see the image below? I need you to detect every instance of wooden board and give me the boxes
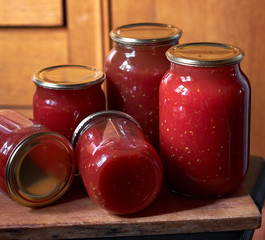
[66,0,105,69]
[0,177,260,240]
[0,28,68,107]
[0,0,63,26]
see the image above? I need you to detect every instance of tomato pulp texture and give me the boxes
[105,43,177,150]
[75,113,163,214]
[33,86,105,141]
[159,64,250,196]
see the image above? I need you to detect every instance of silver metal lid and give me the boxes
[71,110,141,148]
[5,131,76,207]
[110,23,182,45]
[166,42,245,67]
[32,65,105,90]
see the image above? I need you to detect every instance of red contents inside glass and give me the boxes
[72,110,163,214]
[105,23,182,150]
[0,110,75,207]
[159,43,251,196]
[32,65,106,141]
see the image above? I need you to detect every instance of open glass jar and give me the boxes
[159,42,250,197]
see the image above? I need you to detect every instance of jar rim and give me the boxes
[71,110,142,148]
[32,65,105,90]
[5,131,76,207]
[110,22,182,45]
[166,42,245,67]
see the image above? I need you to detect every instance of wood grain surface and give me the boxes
[0,176,260,240]
[0,0,63,26]
[0,28,68,107]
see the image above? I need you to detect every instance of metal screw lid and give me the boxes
[166,42,245,67]
[32,65,105,90]
[5,131,76,207]
[110,23,182,45]
[71,110,142,148]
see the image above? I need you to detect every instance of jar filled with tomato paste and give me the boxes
[0,110,75,207]
[72,110,163,214]
[105,23,182,150]
[159,42,250,197]
[32,65,106,141]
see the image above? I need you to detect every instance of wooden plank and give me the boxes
[101,0,111,59]
[0,176,260,240]
[66,0,105,69]
[0,0,64,26]
[0,28,68,106]
[110,0,155,30]
[153,0,265,160]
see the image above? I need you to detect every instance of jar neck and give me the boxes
[170,62,241,73]
[35,84,103,96]
[114,40,179,53]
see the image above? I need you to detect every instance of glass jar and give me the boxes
[0,110,75,207]
[32,65,106,141]
[105,23,182,150]
[159,42,251,197]
[72,110,163,214]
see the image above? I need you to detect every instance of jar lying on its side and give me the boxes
[159,42,250,197]
[72,110,163,215]
[0,110,76,207]
[32,65,106,141]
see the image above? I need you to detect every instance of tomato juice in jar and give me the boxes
[159,42,250,197]
[0,110,75,207]
[72,110,163,214]
[33,65,106,141]
[105,23,182,149]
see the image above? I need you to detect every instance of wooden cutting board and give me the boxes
[0,176,261,240]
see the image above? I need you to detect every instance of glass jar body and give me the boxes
[105,42,178,150]
[159,63,250,196]
[74,111,163,214]
[33,85,105,141]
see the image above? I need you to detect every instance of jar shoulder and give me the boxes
[105,46,170,72]
[160,67,250,92]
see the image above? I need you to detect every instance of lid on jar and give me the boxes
[32,65,105,90]
[166,42,245,67]
[5,131,76,207]
[71,110,142,148]
[110,23,182,45]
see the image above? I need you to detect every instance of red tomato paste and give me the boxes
[105,23,182,149]
[73,111,163,214]
[159,43,250,196]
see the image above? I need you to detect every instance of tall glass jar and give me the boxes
[159,42,251,197]
[105,23,182,150]
[32,65,106,141]
[72,110,163,215]
[0,110,75,207]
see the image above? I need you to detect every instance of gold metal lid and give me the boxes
[71,110,141,148]
[166,42,245,67]
[110,23,182,45]
[5,131,76,207]
[32,65,105,90]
